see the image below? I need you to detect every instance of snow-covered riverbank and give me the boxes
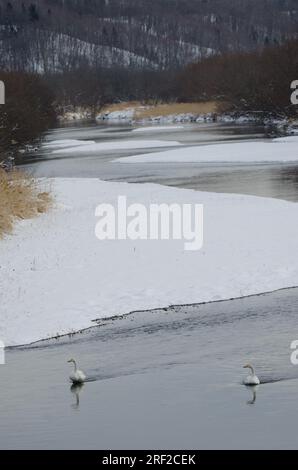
[1,177,298,346]
[95,103,298,135]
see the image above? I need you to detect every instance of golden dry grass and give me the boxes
[0,168,51,237]
[135,101,219,119]
[101,101,219,119]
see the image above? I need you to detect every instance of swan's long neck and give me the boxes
[248,365,255,375]
[73,361,77,372]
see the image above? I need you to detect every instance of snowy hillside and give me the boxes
[0,0,297,71]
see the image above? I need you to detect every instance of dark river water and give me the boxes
[3,121,297,449]
[2,288,298,449]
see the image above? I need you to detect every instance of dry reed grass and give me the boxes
[135,101,219,119]
[0,168,51,237]
[101,100,219,119]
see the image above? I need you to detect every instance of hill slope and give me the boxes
[0,0,297,71]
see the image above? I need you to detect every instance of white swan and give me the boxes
[68,358,86,384]
[243,363,260,385]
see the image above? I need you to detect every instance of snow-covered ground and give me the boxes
[57,109,93,122]
[114,137,298,164]
[51,139,181,154]
[273,136,298,143]
[96,106,287,126]
[97,107,136,121]
[1,176,298,346]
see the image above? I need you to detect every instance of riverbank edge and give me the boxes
[10,285,298,350]
[57,102,298,136]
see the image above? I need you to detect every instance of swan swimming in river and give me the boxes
[68,358,86,384]
[243,363,260,386]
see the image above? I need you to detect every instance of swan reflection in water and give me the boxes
[70,383,84,409]
[245,385,259,405]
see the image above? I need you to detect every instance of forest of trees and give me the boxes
[46,67,176,113]
[0,71,55,165]
[177,39,298,117]
[0,0,297,72]
[45,38,298,119]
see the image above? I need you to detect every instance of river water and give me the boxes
[2,121,298,449]
[25,122,298,201]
